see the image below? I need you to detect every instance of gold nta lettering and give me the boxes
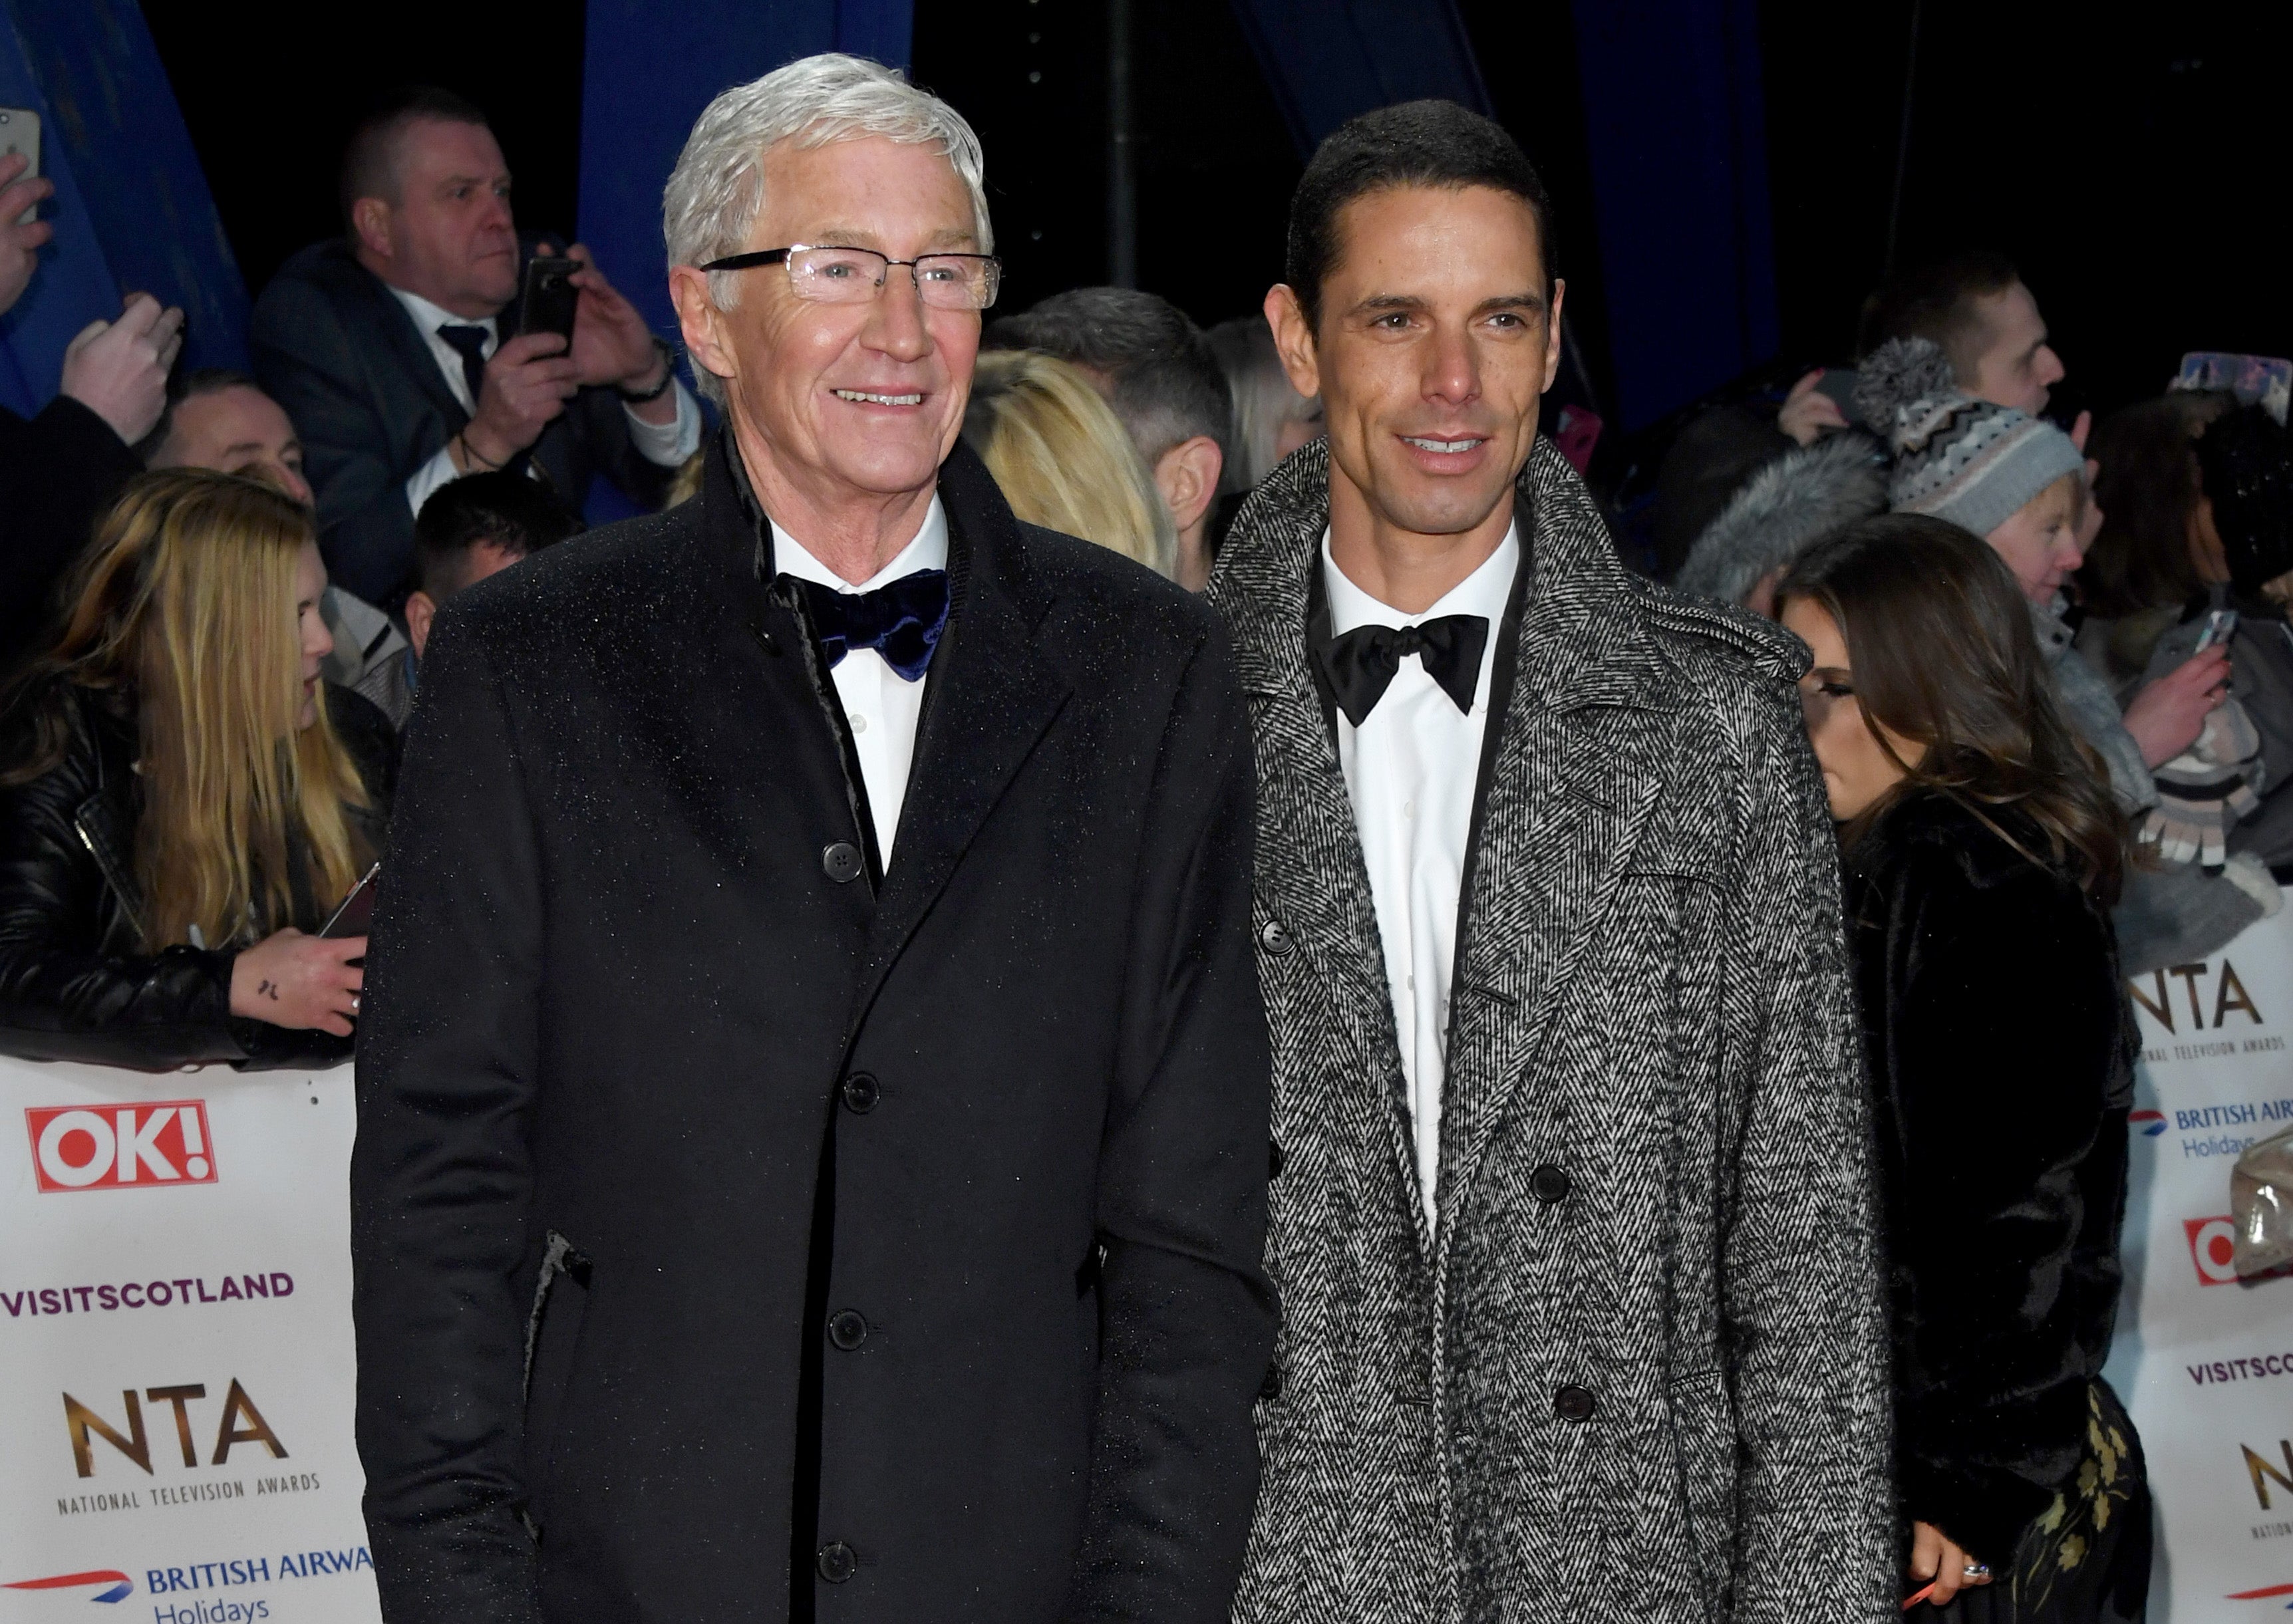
[63,1379,286,1478]
[2246,1440,2293,1509]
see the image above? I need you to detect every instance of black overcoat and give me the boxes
[349,438,1275,1624]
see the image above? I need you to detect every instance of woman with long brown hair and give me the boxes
[1776,513,2147,1623]
[0,468,395,1069]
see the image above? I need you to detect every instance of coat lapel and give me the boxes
[1432,444,1677,1249]
[845,444,1071,1032]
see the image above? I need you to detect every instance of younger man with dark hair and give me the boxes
[1212,99,1892,1623]
[405,470,583,660]
[987,287,1231,589]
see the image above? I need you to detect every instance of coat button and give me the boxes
[1555,1384,1597,1422]
[1259,918,1293,956]
[828,1309,868,1351]
[841,1073,880,1113]
[1269,1139,1285,1180]
[822,841,863,883]
[1259,1362,1283,1401]
[816,1541,857,1583]
[1532,1164,1571,1204]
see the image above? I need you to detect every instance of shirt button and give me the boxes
[822,841,863,883]
[816,1542,857,1583]
[1555,1385,1597,1422]
[828,1309,869,1350]
[841,1072,880,1113]
[1532,1164,1572,1204]
[1403,799,1416,819]
[1259,918,1294,956]
[849,712,868,734]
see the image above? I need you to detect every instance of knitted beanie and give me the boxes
[1855,337,2085,537]
[2199,404,2293,595]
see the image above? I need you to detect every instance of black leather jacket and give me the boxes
[0,681,396,1071]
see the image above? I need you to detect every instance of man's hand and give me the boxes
[60,291,185,445]
[0,152,55,317]
[1909,1520,1992,1607]
[2125,644,2232,768]
[1779,368,1849,446]
[462,331,581,467]
[564,243,668,391]
[228,928,366,1037]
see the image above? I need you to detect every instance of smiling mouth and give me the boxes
[1402,436,1485,454]
[836,388,924,406]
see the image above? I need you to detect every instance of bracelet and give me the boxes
[616,338,679,405]
[458,432,506,472]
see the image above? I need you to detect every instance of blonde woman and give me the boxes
[961,349,1179,579]
[0,470,395,1069]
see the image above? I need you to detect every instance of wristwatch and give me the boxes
[617,338,679,404]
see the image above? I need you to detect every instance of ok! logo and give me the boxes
[24,1102,216,1192]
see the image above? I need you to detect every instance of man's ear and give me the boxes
[350,197,394,263]
[1541,278,1568,395]
[404,591,437,661]
[1264,285,1321,402]
[1152,436,1223,535]
[668,265,738,395]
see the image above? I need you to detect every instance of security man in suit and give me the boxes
[249,86,700,603]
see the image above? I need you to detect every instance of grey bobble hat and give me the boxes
[1855,337,2085,537]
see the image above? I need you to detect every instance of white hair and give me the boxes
[663,55,991,404]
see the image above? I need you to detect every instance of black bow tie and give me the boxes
[790,569,951,681]
[1312,614,1489,726]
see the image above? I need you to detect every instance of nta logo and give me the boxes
[64,1382,285,1478]
[25,1102,214,1193]
[2190,1216,2248,1287]
[3,1570,134,1604]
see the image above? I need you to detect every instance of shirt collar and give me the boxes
[1320,520,1521,636]
[774,497,950,593]
[387,283,497,338]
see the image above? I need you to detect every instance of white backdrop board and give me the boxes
[2108,890,2293,1620]
[0,1056,380,1624]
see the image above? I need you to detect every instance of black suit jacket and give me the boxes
[0,395,140,668]
[247,238,674,605]
[350,436,1275,1624]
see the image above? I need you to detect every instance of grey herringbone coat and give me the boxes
[1209,439,1895,1624]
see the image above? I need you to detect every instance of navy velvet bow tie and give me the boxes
[1312,614,1489,727]
[792,569,951,682]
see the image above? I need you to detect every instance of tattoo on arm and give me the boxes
[257,979,279,1001]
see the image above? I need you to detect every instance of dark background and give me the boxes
[141,0,2290,437]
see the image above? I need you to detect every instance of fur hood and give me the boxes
[1672,430,1888,607]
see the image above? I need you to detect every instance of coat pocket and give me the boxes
[1668,1366,1738,1617]
[522,1230,593,1538]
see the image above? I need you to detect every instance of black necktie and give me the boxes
[436,323,492,412]
[1312,614,1489,728]
[791,570,951,681]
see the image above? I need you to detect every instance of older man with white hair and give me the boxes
[350,53,1275,1624]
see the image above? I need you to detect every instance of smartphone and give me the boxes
[519,255,581,345]
[1811,367,1865,429]
[2175,351,2292,428]
[0,107,39,225]
[321,862,381,940]
[2196,608,2240,652]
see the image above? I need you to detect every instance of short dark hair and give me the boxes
[412,472,583,600]
[134,368,268,466]
[1861,250,2022,378]
[985,288,1233,469]
[340,85,491,232]
[1285,99,1556,331]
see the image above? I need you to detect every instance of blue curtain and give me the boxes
[1225,0,1491,155]
[0,0,246,419]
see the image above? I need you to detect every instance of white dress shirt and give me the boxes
[1324,524,1519,1234]
[385,284,702,520]
[773,498,951,865]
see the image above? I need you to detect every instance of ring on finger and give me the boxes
[350,994,361,1014]
[1962,1563,1990,1580]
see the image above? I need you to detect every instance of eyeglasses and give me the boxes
[698,245,1002,311]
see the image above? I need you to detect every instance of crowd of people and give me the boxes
[3,43,2286,1624]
